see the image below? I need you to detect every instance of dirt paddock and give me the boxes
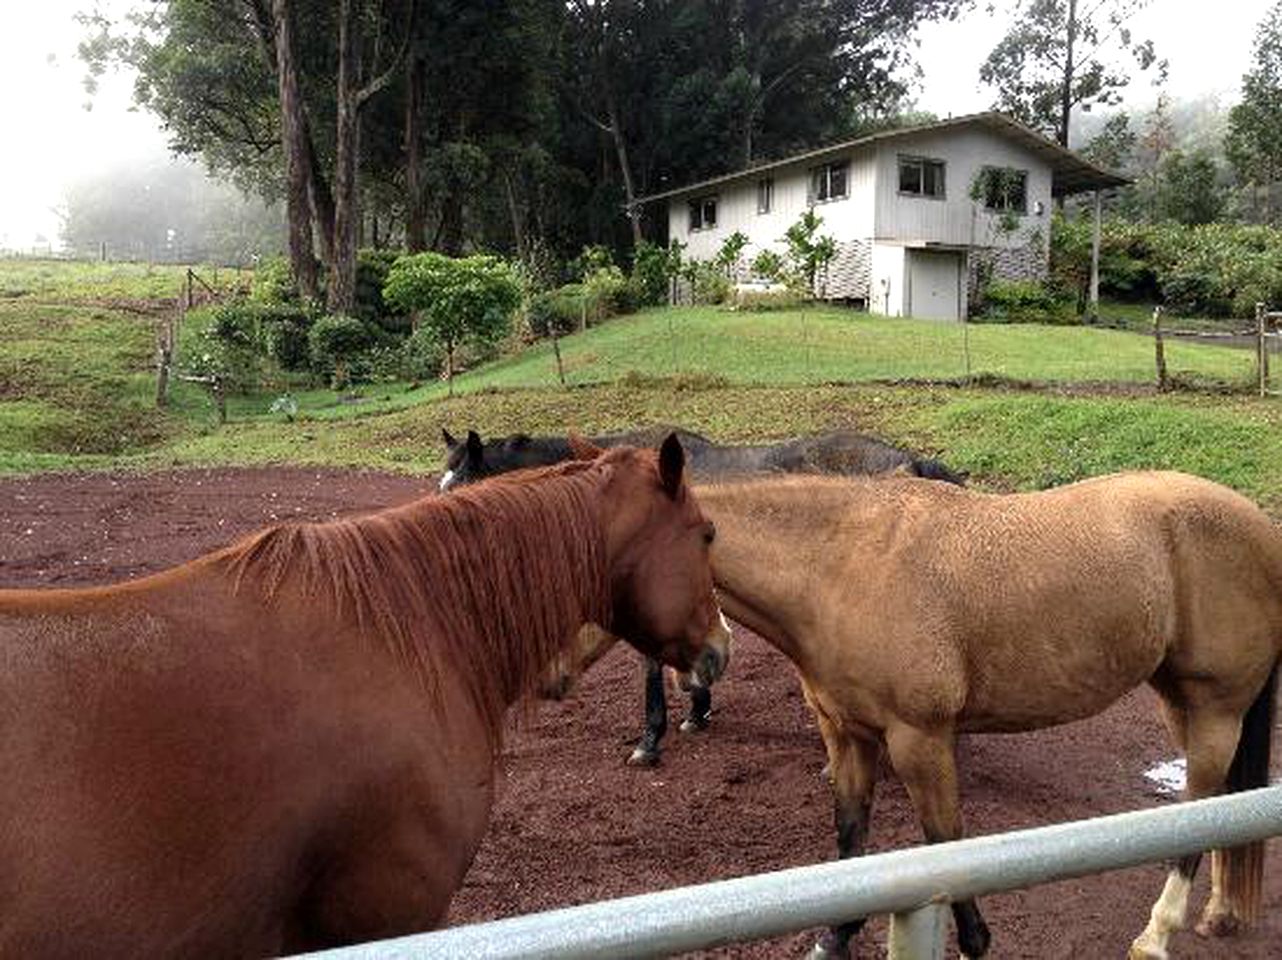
[2,467,1279,958]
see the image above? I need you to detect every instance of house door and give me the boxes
[908,250,962,321]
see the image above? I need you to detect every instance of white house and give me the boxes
[640,112,1126,321]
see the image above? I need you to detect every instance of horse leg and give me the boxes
[680,683,712,732]
[628,656,667,767]
[885,723,990,959]
[1129,701,1242,960]
[810,730,881,959]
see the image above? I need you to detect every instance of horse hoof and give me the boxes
[627,746,660,767]
[1196,911,1242,938]
[679,716,710,733]
[1127,936,1168,960]
[808,933,849,959]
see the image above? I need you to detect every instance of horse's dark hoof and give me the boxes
[627,746,661,767]
[679,715,710,733]
[808,931,850,959]
[957,913,991,958]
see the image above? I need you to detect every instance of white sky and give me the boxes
[0,0,1277,249]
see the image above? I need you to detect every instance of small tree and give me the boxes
[715,231,750,278]
[383,253,520,395]
[1225,1,1282,224]
[782,210,837,297]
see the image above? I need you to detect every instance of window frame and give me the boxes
[688,195,719,232]
[897,155,947,200]
[757,177,774,215]
[978,166,1029,215]
[809,161,850,204]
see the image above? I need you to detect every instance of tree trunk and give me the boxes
[327,0,363,314]
[1058,0,1077,148]
[404,55,427,252]
[503,171,527,261]
[303,120,336,268]
[604,85,643,245]
[272,0,319,301]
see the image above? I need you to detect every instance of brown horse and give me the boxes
[0,439,730,958]
[681,471,1280,959]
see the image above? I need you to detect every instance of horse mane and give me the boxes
[219,456,620,748]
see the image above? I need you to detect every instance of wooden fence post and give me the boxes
[1258,302,1268,398]
[1153,306,1168,393]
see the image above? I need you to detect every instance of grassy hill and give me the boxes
[2,260,1280,512]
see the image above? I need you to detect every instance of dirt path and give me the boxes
[2,468,1278,958]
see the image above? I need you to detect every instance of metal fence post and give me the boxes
[886,903,947,960]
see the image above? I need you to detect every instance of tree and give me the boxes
[979,0,1166,147]
[1081,112,1135,170]
[1134,91,1177,220]
[1225,1,1282,224]
[382,253,520,394]
[782,210,837,296]
[1157,150,1224,226]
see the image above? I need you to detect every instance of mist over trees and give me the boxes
[60,157,285,264]
[78,0,965,308]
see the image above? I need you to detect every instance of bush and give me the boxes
[750,249,786,282]
[354,248,410,334]
[689,260,731,305]
[184,304,262,393]
[583,265,631,319]
[975,279,1076,324]
[308,314,375,388]
[631,240,671,306]
[728,286,801,311]
[401,326,446,381]
[527,287,581,337]
[250,256,297,305]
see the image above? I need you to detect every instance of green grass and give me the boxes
[1,259,1280,516]
[0,259,247,303]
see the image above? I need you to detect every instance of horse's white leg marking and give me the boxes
[438,470,455,492]
[1129,870,1192,960]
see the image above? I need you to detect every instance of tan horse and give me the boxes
[690,471,1281,959]
[0,438,730,958]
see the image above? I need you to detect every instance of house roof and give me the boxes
[636,111,1130,204]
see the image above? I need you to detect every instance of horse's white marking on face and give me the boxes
[1143,758,1186,796]
[438,470,455,492]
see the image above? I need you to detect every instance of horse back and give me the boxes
[0,559,493,956]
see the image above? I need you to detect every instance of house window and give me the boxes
[757,177,774,214]
[898,156,946,199]
[810,162,849,203]
[978,166,1028,213]
[688,196,718,231]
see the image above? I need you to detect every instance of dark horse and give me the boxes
[442,425,964,765]
[0,439,729,957]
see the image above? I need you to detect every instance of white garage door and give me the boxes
[908,250,962,321]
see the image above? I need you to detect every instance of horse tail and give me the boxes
[912,458,968,486]
[1221,660,1277,923]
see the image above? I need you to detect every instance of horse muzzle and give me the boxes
[685,610,732,688]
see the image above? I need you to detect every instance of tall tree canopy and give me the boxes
[1225,0,1282,224]
[979,0,1166,147]
[80,0,964,289]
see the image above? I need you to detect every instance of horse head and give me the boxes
[439,428,487,491]
[596,433,731,688]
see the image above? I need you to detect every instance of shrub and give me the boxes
[729,287,801,311]
[750,249,786,282]
[308,314,375,388]
[354,248,410,334]
[184,304,262,394]
[401,326,446,381]
[583,265,630,319]
[975,279,1076,324]
[527,287,582,337]
[383,252,520,393]
[250,256,297,305]
[631,240,671,306]
[689,260,731,305]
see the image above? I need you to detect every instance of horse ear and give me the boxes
[568,434,603,461]
[658,432,685,499]
[442,428,457,449]
[465,430,484,464]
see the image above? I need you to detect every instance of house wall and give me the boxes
[871,128,1053,256]
[666,149,876,299]
[663,123,1060,306]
